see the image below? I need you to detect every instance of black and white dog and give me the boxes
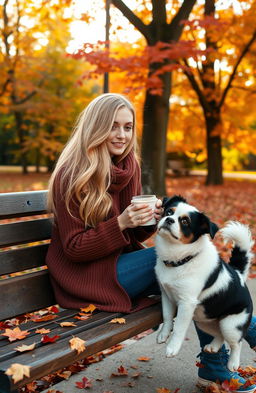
[155,195,254,371]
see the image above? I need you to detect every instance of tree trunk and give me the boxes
[141,71,171,195]
[205,111,223,185]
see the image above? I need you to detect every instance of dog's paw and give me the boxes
[157,330,169,344]
[203,343,222,353]
[165,339,181,357]
[166,345,179,358]
[227,359,239,372]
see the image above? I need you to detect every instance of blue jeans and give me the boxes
[117,247,160,298]
[117,247,256,349]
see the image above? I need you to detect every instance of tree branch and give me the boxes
[166,0,197,42]
[182,58,211,113]
[218,29,256,109]
[111,0,152,43]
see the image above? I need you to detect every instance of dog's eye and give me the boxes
[181,217,189,226]
[167,209,174,216]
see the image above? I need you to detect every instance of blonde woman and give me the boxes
[46,93,162,313]
[46,93,256,393]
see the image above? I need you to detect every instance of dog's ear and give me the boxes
[167,195,187,206]
[198,213,219,239]
[162,196,169,208]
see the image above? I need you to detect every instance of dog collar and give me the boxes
[163,253,198,267]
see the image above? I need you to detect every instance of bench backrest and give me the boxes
[0,190,56,321]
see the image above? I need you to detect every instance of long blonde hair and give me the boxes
[47,93,138,227]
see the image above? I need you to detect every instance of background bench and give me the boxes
[0,190,162,393]
[167,160,190,176]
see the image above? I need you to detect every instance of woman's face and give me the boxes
[106,107,133,157]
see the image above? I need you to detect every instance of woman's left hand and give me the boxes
[154,199,163,223]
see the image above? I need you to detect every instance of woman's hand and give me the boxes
[154,199,163,223]
[118,203,154,231]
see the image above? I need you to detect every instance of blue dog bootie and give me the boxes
[197,349,256,393]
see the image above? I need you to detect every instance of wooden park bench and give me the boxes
[167,160,190,176]
[0,190,162,393]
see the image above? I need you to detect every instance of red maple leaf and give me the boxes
[75,376,93,389]
[41,335,60,344]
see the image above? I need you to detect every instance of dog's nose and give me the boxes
[165,217,175,224]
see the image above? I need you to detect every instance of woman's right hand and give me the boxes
[117,203,154,231]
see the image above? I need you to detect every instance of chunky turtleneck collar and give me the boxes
[108,151,136,193]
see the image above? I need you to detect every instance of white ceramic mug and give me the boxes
[131,195,157,226]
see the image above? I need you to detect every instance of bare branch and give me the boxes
[166,0,197,41]
[111,0,152,43]
[182,59,211,113]
[218,29,256,109]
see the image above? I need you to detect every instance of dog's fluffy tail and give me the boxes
[220,221,254,280]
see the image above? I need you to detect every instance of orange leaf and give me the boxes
[137,356,151,362]
[59,322,77,327]
[80,304,96,313]
[1,327,30,342]
[35,328,50,334]
[69,337,86,354]
[156,388,171,393]
[31,314,56,322]
[110,318,126,324]
[74,314,91,321]
[14,343,36,352]
[5,363,31,383]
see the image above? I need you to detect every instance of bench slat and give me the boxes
[0,190,48,219]
[0,302,162,390]
[0,270,56,321]
[0,218,52,247]
[0,310,123,362]
[0,244,49,275]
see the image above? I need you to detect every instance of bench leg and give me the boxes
[0,371,16,393]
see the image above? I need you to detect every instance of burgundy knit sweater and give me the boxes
[46,152,157,312]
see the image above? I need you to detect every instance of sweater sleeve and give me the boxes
[53,187,130,263]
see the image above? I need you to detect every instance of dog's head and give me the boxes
[157,195,219,244]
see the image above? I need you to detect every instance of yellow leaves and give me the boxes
[35,328,50,334]
[14,343,36,352]
[110,318,126,324]
[69,337,86,354]
[156,389,171,393]
[1,327,30,342]
[80,304,96,313]
[5,363,31,384]
[59,322,77,327]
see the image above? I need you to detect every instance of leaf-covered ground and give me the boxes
[1,172,256,392]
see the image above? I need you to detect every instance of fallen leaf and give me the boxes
[41,335,60,344]
[111,365,128,377]
[137,356,151,362]
[1,327,30,342]
[57,370,72,380]
[14,343,36,352]
[48,305,59,313]
[75,376,92,389]
[5,363,31,383]
[80,304,96,313]
[74,315,91,321]
[110,318,126,324]
[156,388,171,393]
[69,337,86,354]
[35,328,51,334]
[59,322,77,327]
[31,314,56,322]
